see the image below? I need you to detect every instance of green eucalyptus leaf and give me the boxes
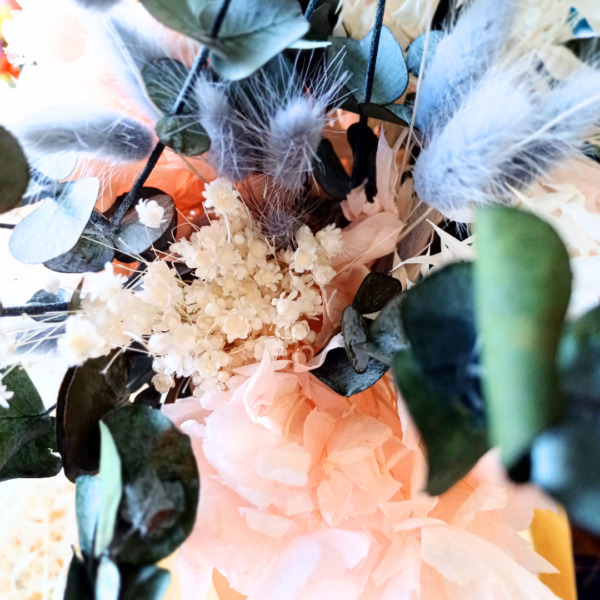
[44,231,115,274]
[313,138,352,200]
[532,420,600,535]
[139,0,211,42]
[312,347,389,397]
[26,288,69,323]
[56,352,129,482]
[563,36,600,64]
[95,422,123,557]
[120,565,171,600]
[352,272,403,315]
[156,115,211,157]
[406,30,444,76]
[64,553,94,600]
[76,475,102,557]
[103,405,199,565]
[359,102,413,126]
[0,366,61,482]
[304,0,337,42]
[359,293,408,366]
[96,555,121,600]
[393,349,489,496]
[9,177,100,264]
[69,279,84,313]
[142,58,193,114]
[341,306,369,374]
[200,0,309,80]
[114,189,176,255]
[475,206,571,466]
[0,125,30,214]
[328,26,408,105]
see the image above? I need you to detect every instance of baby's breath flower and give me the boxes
[58,316,106,366]
[203,177,243,218]
[135,199,166,228]
[0,381,14,409]
[316,224,344,257]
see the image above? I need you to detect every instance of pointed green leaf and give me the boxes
[352,272,403,315]
[341,306,369,374]
[96,555,121,600]
[120,565,171,600]
[76,475,102,557]
[475,206,571,466]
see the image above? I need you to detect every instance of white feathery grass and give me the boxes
[415,0,519,137]
[12,106,155,164]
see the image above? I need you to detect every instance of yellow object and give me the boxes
[531,507,577,600]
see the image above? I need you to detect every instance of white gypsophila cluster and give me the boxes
[135,199,166,229]
[57,178,342,399]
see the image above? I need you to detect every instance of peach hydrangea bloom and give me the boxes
[164,352,559,600]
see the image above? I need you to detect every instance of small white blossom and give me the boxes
[58,316,106,366]
[42,273,61,295]
[0,381,14,409]
[153,373,174,393]
[136,199,166,228]
[291,321,310,341]
[316,224,343,257]
[87,263,127,306]
[203,178,243,217]
[0,332,16,368]
[314,265,337,285]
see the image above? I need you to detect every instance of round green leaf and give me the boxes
[45,231,115,274]
[142,58,192,114]
[156,116,210,157]
[342,306,369,374]
[406,31,443,76]
[0,125,30,214]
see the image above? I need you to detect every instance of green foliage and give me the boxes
[95,555,121,600]
[0,366,61,482]
[26,288,69,323]
[142,58,193,114]
[313,138,352,200]
[76,475,102,556]
[475,206,571,467]
[119,565,172,600]
[406,31,443,76]
[9,177,100,264]
[45,232,115,274]
[329,26,408,105]
[156,116,211,157]
[394,350,489,496]
[341,306,369,374]
[352,272,403,315]
[0,125,30,214]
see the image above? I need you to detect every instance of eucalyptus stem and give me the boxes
[1,302,70,317]
[351,0,387,188]
[0,223,15,230]
[108,0,233,230]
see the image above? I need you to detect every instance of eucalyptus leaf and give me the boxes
[352,272,403,315]
[406,31,444,76]
[95,422,123,557]
[76,475,102,557]
[103,405,199,565]
[26,288,69,323]
[312,347,389,397]
[139,0,211,43]
[564,36,600,64]
[328,26,408,105]
[9,177,100,264]
[341,306,369,374]
[359,102,413,126]
[64,553,94,600]
[44,231,114,274]
[475,207,571,466]
[0,125,30,214]
[156,115,211,157]
[56,352,129,481]
[0,366,61,482]
[119,565,171,600]
[30,151,78,181]
[200,0,310,80]
[96,555,121,600]
[142,58,192,114]
[114,189,176,255]
[393,349,489,496]
[313,138,352,200]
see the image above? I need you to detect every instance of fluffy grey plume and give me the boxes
[87,4,174,121]
[73,0,122,10]
[415,0,518,138]
[14,107,155,164]
[195,78,255,182]
[263,97,326,193]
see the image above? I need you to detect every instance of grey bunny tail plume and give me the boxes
[14,106,155,164]
[415,0,519,138]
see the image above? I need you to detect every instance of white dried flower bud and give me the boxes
[0,381,14,409]
[202,177,243,217]
[222,310,251,342]
[58,316,106,366]
[291,321,310,341]
[153,373,174,393]
[314,265,336,285]
[136,199,166,228]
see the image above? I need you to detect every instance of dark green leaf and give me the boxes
[64,553,94,600]
[139,0,210,43]
[328,26,408,105]
[96,555,121,600]
[103,405,199,565]
[44,231,114,274]
[142,59,192,114]
[120,565,171,600]
[476,207,571,466]
[406,31,443,76]
[26,288,69,323]
[313,138,352,200]
[114,189,176,255]
[532,420,600,535]
[304,1,337,42]
[76,475,102,557]
[393,349,489,496]
[563,36,600,64]
[199,0,310,80]
[359,102,413,126]
[312,347,389,397]
[56,352,129,481]
[0,366,61,482]
[69,279,84,313]
[96,423,123,557]
[156,116,210,157]
[10,177,100,264]
[133,386,162,410]
[358,293,408,366]
[0,125,30,214]
[341,306,369,374]
[352,272,403,315]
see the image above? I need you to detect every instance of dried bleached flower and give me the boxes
[0,381,14,409]
[135,199,167,228]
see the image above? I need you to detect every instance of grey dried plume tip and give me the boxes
[14,107,155,163]
[415,0,518,138]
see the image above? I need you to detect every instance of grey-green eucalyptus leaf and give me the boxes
[156,115,210,157]
[96,555,121,600]
[341,306,369,374]
[76,475,102,557]
[0,125,30,214]
[406,31,444,76]
[44,231,114,273]
[142,58,192,114]
[120,565,172,600]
